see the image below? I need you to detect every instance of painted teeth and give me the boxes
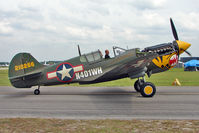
[169,54,178,66]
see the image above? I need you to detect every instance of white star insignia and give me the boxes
[57,64,72,80]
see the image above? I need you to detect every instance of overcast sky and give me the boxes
[0,0,199,62]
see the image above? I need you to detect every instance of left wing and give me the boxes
[113,52,158,79]
[126,53,157,79]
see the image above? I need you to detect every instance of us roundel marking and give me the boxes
[47,63,84,83]
[56,63,74,82]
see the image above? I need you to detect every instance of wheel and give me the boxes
[140,82,156,97]
[134,79,144,92]
[34,89,40,95]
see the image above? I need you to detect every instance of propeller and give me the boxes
[170,18,192,57]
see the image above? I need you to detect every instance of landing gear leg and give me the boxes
[34,86,40,95]
[134,78,144,92]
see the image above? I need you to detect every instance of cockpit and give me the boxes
[80,50,103,63]
[79,46,129,63]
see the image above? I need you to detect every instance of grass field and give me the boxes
[1,68,199,86]
[0,69,11,86]
[0,118,199,133]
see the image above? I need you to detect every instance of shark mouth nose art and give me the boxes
[169,54,178,66]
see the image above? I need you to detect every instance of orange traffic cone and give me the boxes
[172,78,181,86]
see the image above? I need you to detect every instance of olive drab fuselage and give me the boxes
[8,18,191,97]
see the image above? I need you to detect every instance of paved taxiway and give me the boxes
[0,86,199,119]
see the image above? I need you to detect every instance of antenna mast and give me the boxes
[78,45,81,56]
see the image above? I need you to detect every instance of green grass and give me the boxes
[0,69,11,86]
[1,68,199,86]
[147,68,199,86]
[0,118,199,133]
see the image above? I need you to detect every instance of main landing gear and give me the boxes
[34,86,40,95]
[134,78,156,97]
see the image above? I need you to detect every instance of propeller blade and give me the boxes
[180,48,192,57]
[170,18,179,40]
[184,50,192,57]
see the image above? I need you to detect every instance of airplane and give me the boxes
[8,18,191,97]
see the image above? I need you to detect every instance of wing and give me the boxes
[126,53,157,78]
[113,52,158,79]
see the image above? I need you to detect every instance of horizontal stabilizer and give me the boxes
[9,71,42,81]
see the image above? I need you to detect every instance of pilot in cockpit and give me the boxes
[105,50,110,59]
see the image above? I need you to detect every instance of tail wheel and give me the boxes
[34,86,40,95]
[34,89,40,95]
[140,82,156,97]
[134,79,144,92]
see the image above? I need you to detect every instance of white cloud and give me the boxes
[129,0,166,10]
[141,11,167,27]
[64,26,87,38]
[0,21,14,34]
[151,0,166,7]
[0,0,198,61]
[176,12,199,31]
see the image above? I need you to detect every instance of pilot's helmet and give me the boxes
[105,49,109,55]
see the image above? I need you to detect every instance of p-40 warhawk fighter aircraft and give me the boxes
[8,18,191,97]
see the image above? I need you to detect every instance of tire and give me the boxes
[34,89,40,95]
[140,82,156,97]
[134,79,144,92]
